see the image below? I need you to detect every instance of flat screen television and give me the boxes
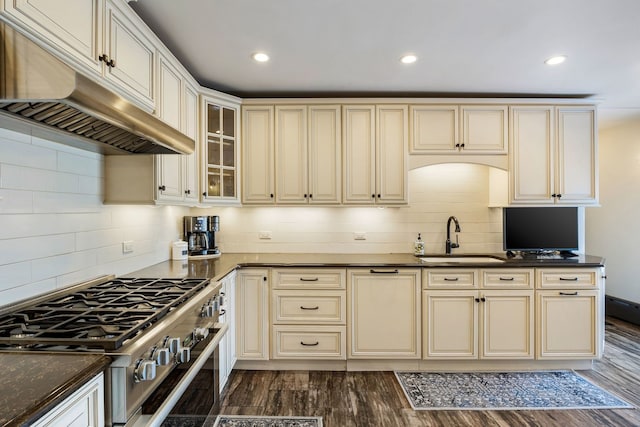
[503,207,579,254]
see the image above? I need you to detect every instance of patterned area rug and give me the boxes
[395,371,633,410]
[212,415,323,427]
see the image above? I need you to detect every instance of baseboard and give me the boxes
[605,294,640,326]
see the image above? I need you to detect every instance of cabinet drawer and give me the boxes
[537,269,600,289]
[423,269,478,289]
[482,269,534,289]
[272,325,346,359]
[272,268,346,289]
[272,290,345,324]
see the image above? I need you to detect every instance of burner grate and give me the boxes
[0,277,210,350]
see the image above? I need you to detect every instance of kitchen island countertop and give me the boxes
[0,352,111,427]
[128,252,606,282]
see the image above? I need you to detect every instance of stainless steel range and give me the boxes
[0,275,227,426]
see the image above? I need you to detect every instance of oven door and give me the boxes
[130,324,228,427]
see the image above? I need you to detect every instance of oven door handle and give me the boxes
[144,323,229,427]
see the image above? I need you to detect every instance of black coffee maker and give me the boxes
[184,216,220,258]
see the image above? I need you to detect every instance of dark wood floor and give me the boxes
[220,317,640,426]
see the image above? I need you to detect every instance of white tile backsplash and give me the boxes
[0,129,190,306]
[195,163,504,255]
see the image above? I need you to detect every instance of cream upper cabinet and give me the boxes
[0,0,103,72]
[308,106,341,204]
[243,104,341,205]
[103,0,155,110]
[202,98,240,204]
[510,105,597,205]
[242,106,275,204]
[348,268,420,358]
[410,105,507,154]
[182,82,200,203]
[343,105,408,205]
[1,0,156,110]
[236,269,270,360]
[275,106,308,203]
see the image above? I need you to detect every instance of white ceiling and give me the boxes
[130,0,640,129]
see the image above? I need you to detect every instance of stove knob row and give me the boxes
[134,359,157,383]
[201,298,219,317]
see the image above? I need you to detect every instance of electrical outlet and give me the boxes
[259,231,272,240]
[354,232,367,241]
[122,240,134,253]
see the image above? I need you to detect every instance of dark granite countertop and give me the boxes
[0,353,111,427]
[128,252,606,282]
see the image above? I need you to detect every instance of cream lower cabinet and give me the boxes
[423,268,534,360]
[236,269,269,360]
[271,268,346,359]
[423,290,534,359]
[348,268,420,358]
[218,271,236,393]
[33,372,104,427]
[536,267,604,359]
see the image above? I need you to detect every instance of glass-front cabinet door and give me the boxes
[201,96,240,204]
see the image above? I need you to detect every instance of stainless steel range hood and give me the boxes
[0,22,194,155]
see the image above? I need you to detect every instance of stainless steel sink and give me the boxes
[419,256,505,264]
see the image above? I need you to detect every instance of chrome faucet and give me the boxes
[446,216,461,254]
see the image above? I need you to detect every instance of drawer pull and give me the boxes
[300,341,319,346]
[559,291,579,296]
[559,277,579,281]
[300,306,319,310]
[300,277,319,282]
[370,269,399,274]
[444,277,459,281]
[499,277,515,281]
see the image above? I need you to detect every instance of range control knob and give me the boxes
[164,337,181,354]
[134,359,157,382]
[201,299,218,317]
[175,346,191,364]
[193,327,209,341]
[153,347,171,366]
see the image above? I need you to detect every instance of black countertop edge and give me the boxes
[139,253,605,284]
[10,355,112,427]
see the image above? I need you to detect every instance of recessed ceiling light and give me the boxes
[400,54,417,64]
[252,52,270,63]
[545,55,567,65]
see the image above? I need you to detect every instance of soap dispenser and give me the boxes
[414,233,425,256]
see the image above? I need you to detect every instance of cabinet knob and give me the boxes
[309,194,313,199]
[455,143,460,148]
[98,53,109,63]
[557,194,562,198]
[475,298,480,303]
[551,193,557,198]
[270,193,274,198]
[263,277,267,281]
[108,59,116,68]
[185,189,191,195]
[371,194,375,199]
[159,185,166,191]
[377,194,381,198]
[480,297,486,302]
[203,192,207,196]
[304,194,308,198]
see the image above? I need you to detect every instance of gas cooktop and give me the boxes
[0,277,210,351]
